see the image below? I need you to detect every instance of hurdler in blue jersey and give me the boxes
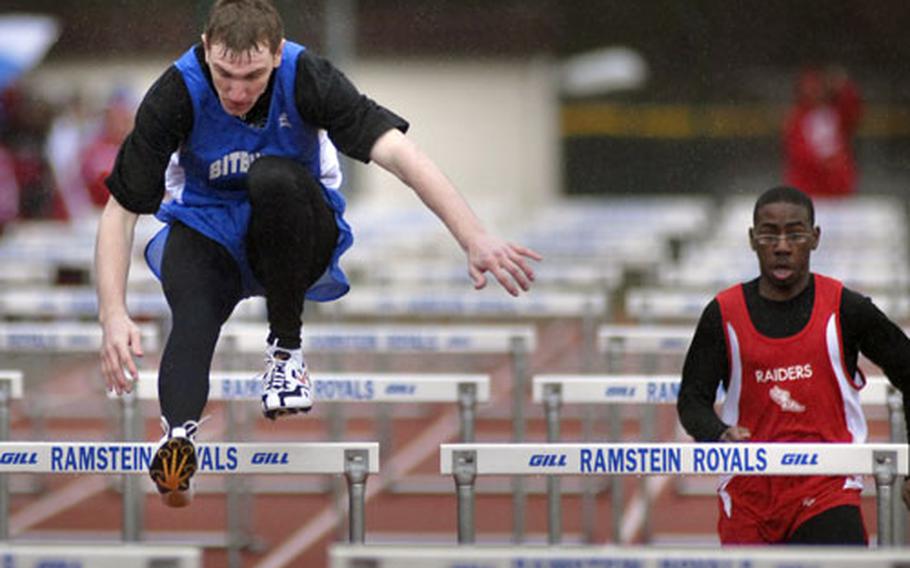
[96,0,542,507]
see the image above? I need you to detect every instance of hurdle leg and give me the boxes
[344,449,370,543]
[874,449,898,546]
[329,404,348,541]
[886,387,907,544]
[453,449,477,544]
[457,383,477,443]
[608,403,624,544]
[225,400,246,568]
[0,382,9,540]
[510,337,528,543]
[121,390,142,542]
[544,384,562,544]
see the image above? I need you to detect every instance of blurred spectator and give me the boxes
[45,90,135,221]
[80,91,134,208]
[46,93,96,220]
[1,84,61,219]
[783,66,863,198]
[0,143,18,232]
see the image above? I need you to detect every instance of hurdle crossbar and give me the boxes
[323,288,607,319]
[219,322,536,354]
[597,324,694,354]
[532,374,896,407]
[0,544,201,568]
[329,544,910,568]
[440,442,908,545]
[0,322,159,352]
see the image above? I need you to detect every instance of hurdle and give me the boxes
[440,442,908,546]
[121,370,483,562]
[0,441,377,547]
[318,289,606,542]
[218,322,525,442]
[218,322,535,542]
[329,544,910,568]
[532,373,907,544]
[129,369,491,444]
[0,543,200,567]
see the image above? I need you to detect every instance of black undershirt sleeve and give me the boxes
[678,299,730,442]
[840,287,910,443]
[294,50,408,162]
[105,66,192,214]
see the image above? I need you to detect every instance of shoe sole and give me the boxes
[149,437,197,506]
[263,405,312,421]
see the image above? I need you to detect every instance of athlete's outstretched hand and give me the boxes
[720,425,752,442]
[467,233,542,297]
[100,312,143,395]
[903,476,910,510]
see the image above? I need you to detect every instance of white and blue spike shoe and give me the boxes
[260,342,313,420]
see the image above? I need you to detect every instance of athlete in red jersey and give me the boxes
[678,186,910,544]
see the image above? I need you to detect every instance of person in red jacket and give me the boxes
[784,67,862,198]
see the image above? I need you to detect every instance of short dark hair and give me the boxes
[753,185,815,226]
[204,0,284,55]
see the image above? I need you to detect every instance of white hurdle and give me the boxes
[219,323,528,441]
[131,370,491,443]
[440,442,908,546]
[0,440,377,542]
[329,544,910,568]
[0,544,200,567]
[532,374,906,544]
[122,370,485,565]
[219,322,535,542]
[305,295,600,544]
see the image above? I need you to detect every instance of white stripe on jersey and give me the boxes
[318,130,342,190]
[718,322,743,517]
[825,313,866,491]
[721,322,742,428]
[164,151,185,204]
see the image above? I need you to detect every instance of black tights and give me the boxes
[158,156,338,425]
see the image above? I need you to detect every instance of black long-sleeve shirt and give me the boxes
[678,276,910,443]
[106,44,408,215]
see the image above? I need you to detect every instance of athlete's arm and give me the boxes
[97,66,190,394]
[368,129,541,296]
[840,288,910,508]
[678,300,733,441]
[96,196,142,395]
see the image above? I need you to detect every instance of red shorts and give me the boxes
[717,475,863,544]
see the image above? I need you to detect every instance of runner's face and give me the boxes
[750,201,819,300]
[203,38,283,117]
